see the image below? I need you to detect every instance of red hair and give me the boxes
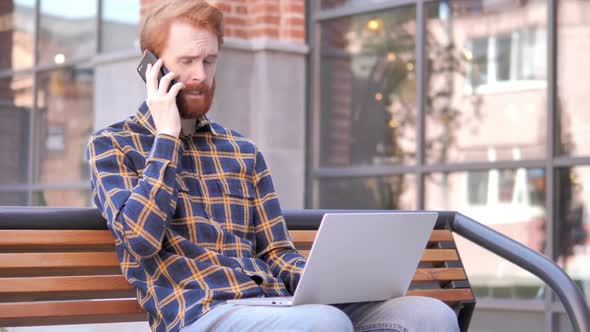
[139,0,224,55]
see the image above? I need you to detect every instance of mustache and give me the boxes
[181,82,210,93]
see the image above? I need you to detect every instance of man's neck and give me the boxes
[181,118,196,136]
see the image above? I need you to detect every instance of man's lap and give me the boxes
[181,296,459,332]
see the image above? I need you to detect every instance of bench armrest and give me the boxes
[451,212,590,332]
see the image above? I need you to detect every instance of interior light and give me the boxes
[54,53,65,64]
[463,50,473,60]
[367,19,381,31]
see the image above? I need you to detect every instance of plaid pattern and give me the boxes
[87,102,305,332]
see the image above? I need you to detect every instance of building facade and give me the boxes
[0,0,589,331]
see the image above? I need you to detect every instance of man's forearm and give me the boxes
[263,248,306,294]
[89,133,183,258]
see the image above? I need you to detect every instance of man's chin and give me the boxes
[179,107,209,119]
[178,98,212,119]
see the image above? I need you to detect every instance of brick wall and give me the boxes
[141,0,306,43]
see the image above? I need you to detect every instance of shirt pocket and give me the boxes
[209,177,256,239]
[171,174,210,222]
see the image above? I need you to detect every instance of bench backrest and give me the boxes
[0,209,474,331]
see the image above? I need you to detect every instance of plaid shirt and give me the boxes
[86,102,305,332]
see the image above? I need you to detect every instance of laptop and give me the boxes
[226,212,438,306]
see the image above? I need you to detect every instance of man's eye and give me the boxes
[181,59,192,65]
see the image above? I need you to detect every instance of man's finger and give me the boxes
[158,72,178,94]
[168,82,185,98]
[148,59,162,94]
[145,63,156,93]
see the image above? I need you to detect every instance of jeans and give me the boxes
[180,296,460,332]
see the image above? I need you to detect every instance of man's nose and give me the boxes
[189,61,207,83]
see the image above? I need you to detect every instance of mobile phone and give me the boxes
[137,50,177,91]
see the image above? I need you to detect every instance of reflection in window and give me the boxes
[495,34,512,82]
[0,192,28,206]
[518,28,546,80]
[38,0,97,65]
[468,27,546,88]
[315,176,415,210]
[0,0,35,70]
[34,67,93,184]
[46,126,65,153]
[320,0,388,10]
[33,189,91,207]
[467,171,488,205]
[319,6,417,167]
[527,168,545,206]
[469,37,488,87]
[556,167,589,303]
[425,1,547,164]
[557,0,590,157]
[0,76,32,185]
[427,170,546,299]
[498,169,516,203]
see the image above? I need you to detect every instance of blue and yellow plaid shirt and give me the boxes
[86,102,306,332]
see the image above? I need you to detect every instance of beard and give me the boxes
[177,79,216,119]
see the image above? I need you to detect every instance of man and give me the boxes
[87,1,460,331]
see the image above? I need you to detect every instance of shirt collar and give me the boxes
[136,101,218,137]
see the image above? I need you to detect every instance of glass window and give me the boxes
[557,0,590,157]
[0,191,28,205]
[0,75,33,185]
[495,33,512,82]
[467,171,488,205]
[468,28,546,87]
[557,313,575,332]
[498,169,516,203]
[314,175,416,210]
[101,0,140,52]
[320,0,389,10]
[0,0,35,70]
[32,189,91,207]
[318,6,417,168]
[426,169,547,299]
[556,167,590,304]
[38,0,97,65]
[517,27,546,81]
[34,66,93,184]
[469,37,488,87]
[425,1,547,164]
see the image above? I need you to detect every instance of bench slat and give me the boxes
[0,229,453,250]
[412,268,466,281]
[0,230,114,248]
[0,252,120,269]
[0,299,145,318]
[0,275,132,294]
[0,230,453,248]
[407,289,474,302]
[0,268,467,297]
[420,249,459,262]
[427,230,454,242]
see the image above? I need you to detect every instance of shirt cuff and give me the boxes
[148,133,183,167]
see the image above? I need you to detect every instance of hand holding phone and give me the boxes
[137,50,177,89]
[137,50,184,138]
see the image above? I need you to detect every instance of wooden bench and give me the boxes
[0,208,475,331]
